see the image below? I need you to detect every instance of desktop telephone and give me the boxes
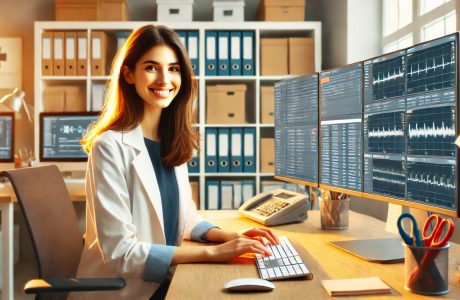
[239,188,308,226]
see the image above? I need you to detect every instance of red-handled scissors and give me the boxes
[422,214,454,248]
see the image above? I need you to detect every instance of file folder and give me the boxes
[220,182,233,210]
[242,181,255,203]
[242,31,254,76]
[205,31,217,76]
[217,31,230,76]
[206,181,220,210]
[91,31,107,76]
[243,127,256,173]
[77,31,88,76]
[53,31,65,76]
[230,31,242,76]
[91,83,105,111]
[187,148,200,173]
[205,128,218,172]
[65,32,77,76]
[231,181,242,208]
[176,31,187,48]
[41,31,53,76]
[218,128,230,173]
[230,127,243,172]
[115,31,130,51]
[187,31,199,74]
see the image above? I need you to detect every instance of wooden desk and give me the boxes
[0,179,85,300]
[167,210,460,299]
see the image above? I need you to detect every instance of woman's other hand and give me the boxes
[240,227,280,245]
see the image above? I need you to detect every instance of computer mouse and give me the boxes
[224,278,275,292]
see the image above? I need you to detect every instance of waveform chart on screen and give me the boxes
[372,55,405,100]
[364,155,405,199]
[406,159,456,209]
[406,105,456,157]
[406,38,456,94]
[366,111,405,154]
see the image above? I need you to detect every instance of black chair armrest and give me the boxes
[24,277,126,294]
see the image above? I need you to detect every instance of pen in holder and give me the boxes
[404,243,450,295]
[320,195,350,230]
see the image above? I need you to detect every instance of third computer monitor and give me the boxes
[40,112,99,161]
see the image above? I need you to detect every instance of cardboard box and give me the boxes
[206,84,247,124]
[65,86,87,111]
[43,87,66,112]
[257,0,305,21]
[213,0,245,22]
[260,86,274,124]
[289,37,314,75]
[156,0,194,22]
[55,0,98,21]
[98,0,129,21]
[190,181,199,208]
[260,138,275,173]
[42,86,86,112]
[260,38,288,76]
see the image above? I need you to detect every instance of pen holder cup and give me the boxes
[320,198,350,230]
[404,243,450,295]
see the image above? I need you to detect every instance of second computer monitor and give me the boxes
[319,62,363,191]
[0,112,14,162]
[40,112,99,161]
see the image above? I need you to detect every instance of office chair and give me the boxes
[0,165,125,300]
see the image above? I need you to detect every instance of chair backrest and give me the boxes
[1,165,83,279]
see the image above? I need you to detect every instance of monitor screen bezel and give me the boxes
[39,111,99,162]
[0,112,15,162]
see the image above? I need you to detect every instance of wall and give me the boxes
[308,0,347,70]
[346,0,381,63]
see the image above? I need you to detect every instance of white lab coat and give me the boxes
[70,126,204,299]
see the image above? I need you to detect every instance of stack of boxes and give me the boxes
[156,0,194,22]
[261,37,314,76]
[213,0,245,22]
[55,0,129,21]
[257,0,306,21]
[206,85,247,124]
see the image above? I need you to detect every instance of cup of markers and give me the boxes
[320,191,350,230]
[397,213,455,295]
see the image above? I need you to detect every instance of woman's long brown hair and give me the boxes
[81,24,199,167]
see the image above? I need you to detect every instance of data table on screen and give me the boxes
[320,63,363,191]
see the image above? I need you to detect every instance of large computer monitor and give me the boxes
[0,112,14,162]
[319,62,363,192]
[274,74,319,186]
[363,34,458,213]
[363,49,407,199]
[39,112,99,162]
[274,33,459,218]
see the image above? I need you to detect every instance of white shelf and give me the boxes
[34,21,322,209]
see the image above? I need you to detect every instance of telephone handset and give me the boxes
[239,188,309,226]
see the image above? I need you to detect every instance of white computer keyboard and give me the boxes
[255,236,313,280]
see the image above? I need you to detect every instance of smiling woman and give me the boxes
[73,24,279,300]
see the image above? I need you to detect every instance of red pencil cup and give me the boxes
[404,243,450,295]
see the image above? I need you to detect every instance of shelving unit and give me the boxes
[34,21,322,209]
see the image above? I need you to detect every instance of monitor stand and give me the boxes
[329,238,404,264]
